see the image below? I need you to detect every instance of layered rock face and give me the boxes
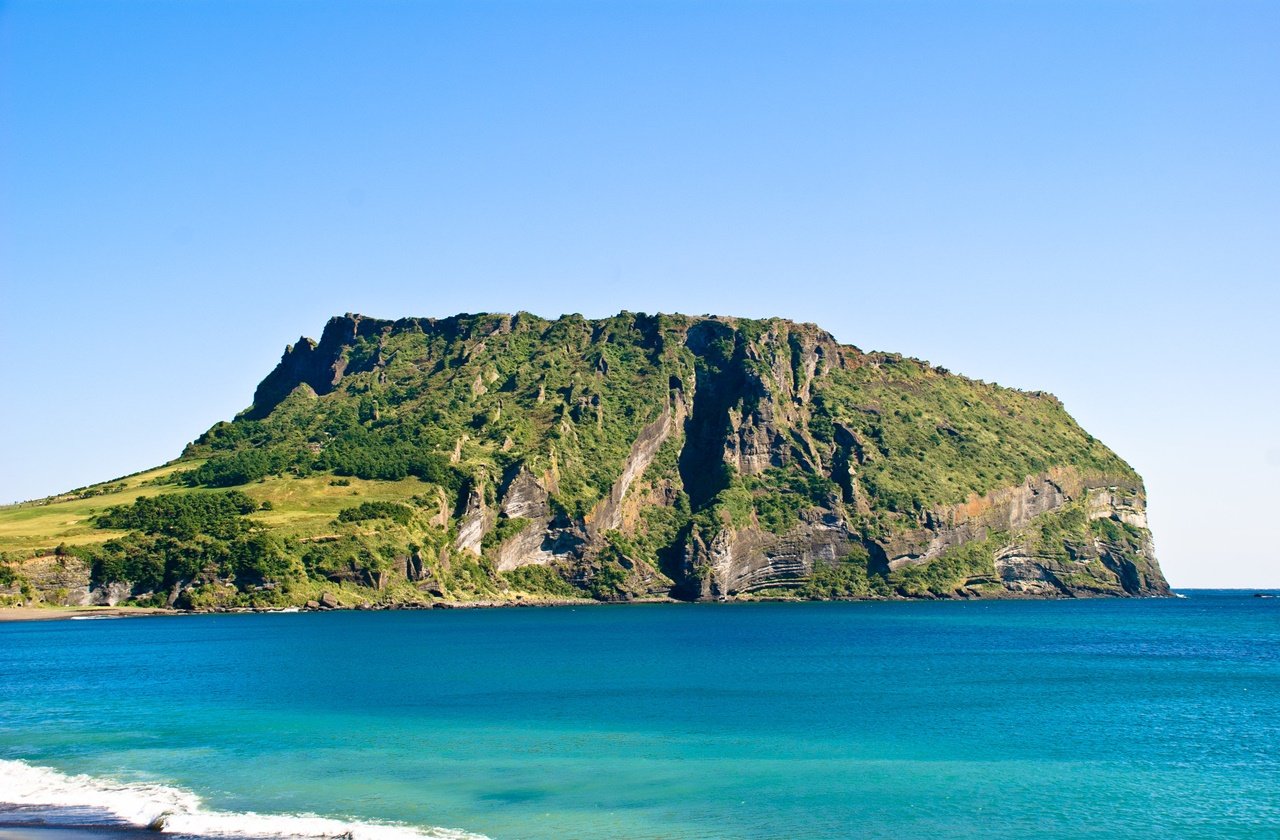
[7,554,132,606]
[208,312,1168,600]
[681,471,1167,599]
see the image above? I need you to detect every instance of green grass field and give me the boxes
[0,464,436,557]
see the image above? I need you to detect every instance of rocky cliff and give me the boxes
[1,312,1170,608]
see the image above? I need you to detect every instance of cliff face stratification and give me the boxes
[2,312,1170,609]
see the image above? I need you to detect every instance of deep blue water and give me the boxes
[1,592,1278,839]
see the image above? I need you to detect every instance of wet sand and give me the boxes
[0,828,164,840]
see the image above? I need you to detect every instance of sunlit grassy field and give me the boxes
[0,464,434,556]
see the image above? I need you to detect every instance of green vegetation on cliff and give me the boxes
[0,311,1169,609]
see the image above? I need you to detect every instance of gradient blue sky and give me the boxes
[2,1,1276,587]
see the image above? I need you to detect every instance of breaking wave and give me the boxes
[0,759,487,840]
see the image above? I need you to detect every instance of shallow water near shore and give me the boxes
[2,592,1278,839]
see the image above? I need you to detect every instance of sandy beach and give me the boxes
[0,607,172,623]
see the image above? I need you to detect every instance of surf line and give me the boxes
[0,759,486,840]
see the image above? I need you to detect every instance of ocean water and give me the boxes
[1,592,1277,840]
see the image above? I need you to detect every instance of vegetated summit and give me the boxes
[0,312,1170,610]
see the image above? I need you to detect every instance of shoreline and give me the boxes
[0,589,1211,623]
[0,827,161,840]
[0,597,616,623]
[0,606,176,623]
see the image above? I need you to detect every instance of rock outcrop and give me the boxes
[12,555,144,606]
[679,469,1169,599]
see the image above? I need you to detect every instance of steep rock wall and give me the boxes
[678,467,1168,599]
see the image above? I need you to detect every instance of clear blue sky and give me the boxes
[2,1,1276,587]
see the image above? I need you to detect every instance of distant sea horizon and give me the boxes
[3,591,1277,839]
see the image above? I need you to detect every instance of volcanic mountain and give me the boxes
[0,312,1169,609]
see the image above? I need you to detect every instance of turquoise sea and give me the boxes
[1,592,1277,840]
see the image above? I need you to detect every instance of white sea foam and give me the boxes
[0,759,487,840]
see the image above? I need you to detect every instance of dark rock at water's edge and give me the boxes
[3,311,1171,608]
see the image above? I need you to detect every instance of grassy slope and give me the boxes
[821,354,1137,509]
[0,470,431,555]
[0,465,196,554]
